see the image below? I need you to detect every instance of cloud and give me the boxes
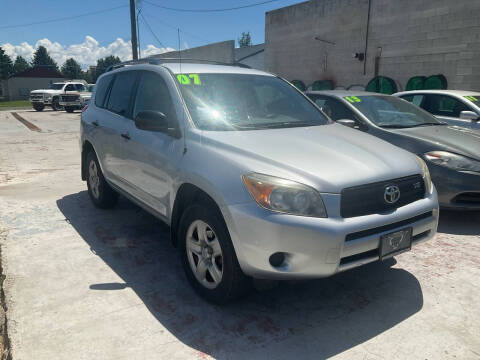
[1,36,175,69]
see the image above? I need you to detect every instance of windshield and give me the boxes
[176,73,329,131]
[49,83,65,90]
[349,95,445,128]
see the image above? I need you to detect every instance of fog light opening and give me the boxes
[269,252,287,268]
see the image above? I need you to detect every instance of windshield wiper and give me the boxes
[408,122,446,127]
[379,124,410,128]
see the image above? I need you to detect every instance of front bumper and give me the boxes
[222,188,438,279]
[429,164,480,210]
[59,100,82,107]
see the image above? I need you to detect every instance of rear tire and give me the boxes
[33,104,44,111]
[86,151,118,208]
[178,204,251,304]
[65,107,75,113]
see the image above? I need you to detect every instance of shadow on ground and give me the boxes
[57,191,424,359]
[438,209,480,236]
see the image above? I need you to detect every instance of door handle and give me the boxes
[92,120,99,126]
[121,133,131,140]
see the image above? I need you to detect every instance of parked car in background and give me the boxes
[30,80,88,111]
[394,90,480,130]
[80,61,438,303]
[306,91,480,210]
[59,83,93,113]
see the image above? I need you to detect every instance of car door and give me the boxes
[121,69,184,218]
[94,70,139,188]
[422,94,477,129]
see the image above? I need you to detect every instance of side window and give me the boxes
[75,84,86,91]
[401,94,425,107]
[310,95,357,121]
[106,71,138,117]
[94,75,113,108]
[65,84,75,91]
[133,71,176,124]
[426,95,469,117]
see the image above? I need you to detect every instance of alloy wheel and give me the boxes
[186,220,223,289]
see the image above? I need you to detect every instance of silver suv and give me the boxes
[80,60,439,303]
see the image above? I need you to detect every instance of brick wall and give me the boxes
[265,0,480,90]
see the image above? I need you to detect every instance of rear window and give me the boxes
[106,71,137,116]
[94,75,113,108]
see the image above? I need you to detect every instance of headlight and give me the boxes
[242,173,327,217]
[46,94,52,99]
[424,151,480,172]
[415,155,432,194]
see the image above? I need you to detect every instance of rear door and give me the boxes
[93,70,139,188]
[121,69,184,217]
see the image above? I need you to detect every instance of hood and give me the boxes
[392,125,480,160]
[30,89,61,95]
[201,123,422,193]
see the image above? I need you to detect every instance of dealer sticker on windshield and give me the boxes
[464,96,478,102]
[344,96,361,103]
[177,74,201,85]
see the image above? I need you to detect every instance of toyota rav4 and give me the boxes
[80,60,439,303]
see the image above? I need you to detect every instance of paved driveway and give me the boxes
[0,109,479,359]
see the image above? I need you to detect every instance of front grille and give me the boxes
[453,192,480,204]
[30,94,44,101]
[61,95,79,102]
[341,175,425,218]
[345,211,432,242]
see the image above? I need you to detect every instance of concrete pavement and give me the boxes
[0,109,479,359]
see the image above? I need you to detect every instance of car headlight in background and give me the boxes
[424,151,480,173]
[242,173,327,217]
[415,155,433,194]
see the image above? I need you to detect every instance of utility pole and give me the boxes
[130,0,139,60]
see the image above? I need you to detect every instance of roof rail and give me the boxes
[105,58,250,73]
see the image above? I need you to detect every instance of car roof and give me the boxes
[162,62,273,76]
[306,90,381,98]
[394,89,480,96]
[107,62,274,77]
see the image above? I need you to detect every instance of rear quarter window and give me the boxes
[94,75,113,108]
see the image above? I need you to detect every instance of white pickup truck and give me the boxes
[29,81,88,111]
[59,84,94,113]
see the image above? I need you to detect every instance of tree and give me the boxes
[94,55,121,81]
[238,32,252,48]
[13,56,30,74]
[61,58,82,79]
[32,45,58,71]
[0,47,13,79]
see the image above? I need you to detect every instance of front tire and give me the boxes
[86,151,118,208]
[33,104,44,111]
[65,106,75,113]
[179,204,251,303]
[51,97,61,111]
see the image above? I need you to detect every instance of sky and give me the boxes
[0,0,302,69]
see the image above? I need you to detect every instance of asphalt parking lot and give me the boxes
[0,109,479,360]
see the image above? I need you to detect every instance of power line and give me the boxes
[139,13,168,50]
[143,0,282,13]
[0,5,128,29]
[141,13,209,43]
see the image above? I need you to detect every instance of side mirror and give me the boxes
[460,110,479,121]
[135,110,169,133]
[336,119,358,128]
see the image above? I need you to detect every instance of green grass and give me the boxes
[0,100,31,109]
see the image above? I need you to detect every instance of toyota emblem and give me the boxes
[384,185,401,204]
